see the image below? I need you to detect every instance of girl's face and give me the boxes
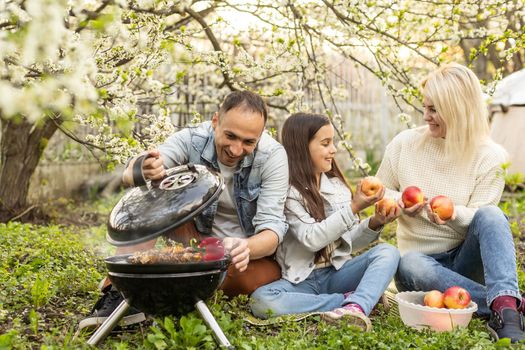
[309,124,337,179]
[423,96,446,138]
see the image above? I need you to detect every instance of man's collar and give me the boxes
[201,131,217,167]
[239,150,255,168]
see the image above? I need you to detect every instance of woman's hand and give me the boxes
[398,198,427,217]
[352,179,385,213]
[425,203,456,225]
[222,237,250,272]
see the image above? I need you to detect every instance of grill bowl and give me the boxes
[106,254,230,316]
[395,291,477,332]
[105,254,230,274]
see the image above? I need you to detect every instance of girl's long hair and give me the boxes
[421,63,490,161]
[281,113,350,262]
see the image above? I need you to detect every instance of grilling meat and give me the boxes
[128,244,203,264]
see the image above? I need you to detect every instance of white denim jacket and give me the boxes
[276,173,381,283]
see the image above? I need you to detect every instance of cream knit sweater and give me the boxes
[376,126,507,255]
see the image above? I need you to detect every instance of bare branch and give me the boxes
[165,7,214,32]
[322,0,436,64]
[184,5,237,91]
[74,0,112,33]
[0,21,17,30]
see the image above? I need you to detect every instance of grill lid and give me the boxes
[107,163,224,246]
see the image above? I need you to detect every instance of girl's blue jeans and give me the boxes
[250,243,400,318]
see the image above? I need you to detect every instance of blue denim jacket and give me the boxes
[158,121,289,241]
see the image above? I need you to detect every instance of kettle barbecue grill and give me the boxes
[87,163,233,348]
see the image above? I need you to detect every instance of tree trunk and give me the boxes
[0,117,58,222]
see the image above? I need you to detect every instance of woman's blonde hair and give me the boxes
[421,63,490,161]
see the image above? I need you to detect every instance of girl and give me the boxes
[250,113,400,331]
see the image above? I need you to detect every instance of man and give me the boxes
[79,90,289,329]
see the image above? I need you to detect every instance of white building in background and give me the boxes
[489,69,525,175]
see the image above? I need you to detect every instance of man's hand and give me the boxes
[122,149,166,186]
[351,179,385,213]
[142,149,166,181]
[223,237,250,272]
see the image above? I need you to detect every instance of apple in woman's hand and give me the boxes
[402,186,424,208]
[430,195,454,221]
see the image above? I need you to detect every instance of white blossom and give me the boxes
[1,0,522,167]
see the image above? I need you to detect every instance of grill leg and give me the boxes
[195,299,234,349]
[87,300,130,346]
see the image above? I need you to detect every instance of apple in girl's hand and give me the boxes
[401,186,425,208]
[443,286,471,309]
[361,176,383,196]
[376,198,398,213]
[423,290,445,308]
[430,195,454,221]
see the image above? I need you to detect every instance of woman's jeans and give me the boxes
[395,205,520,317]
[250,243,400,319]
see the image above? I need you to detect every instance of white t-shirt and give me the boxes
[212,161,244,238]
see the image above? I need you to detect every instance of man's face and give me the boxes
[212,106,265,167]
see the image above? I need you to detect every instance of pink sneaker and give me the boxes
[321,303,372,331]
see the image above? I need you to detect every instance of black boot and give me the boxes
[78,285,145,330]
[518,293,525,315]
[487,307,525,343]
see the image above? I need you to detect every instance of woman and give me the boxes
[250,113,400,331]
[376,63,524,342]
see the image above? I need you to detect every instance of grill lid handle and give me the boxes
[132,154,147,187]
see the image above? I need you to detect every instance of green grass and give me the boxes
[1,189,525,349]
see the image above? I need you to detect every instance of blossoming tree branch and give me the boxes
[0,0,523,221]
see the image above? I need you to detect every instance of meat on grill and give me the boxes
[127,244,203,264]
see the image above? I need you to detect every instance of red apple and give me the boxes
[424,290,445,308]
[376,198,398,213]
[402,186,425,208]
[443,286,471,309]
[430,195,454,221]
[361,176,383,196]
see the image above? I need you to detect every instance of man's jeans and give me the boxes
[250,243,400,318]
[395,205,520,317]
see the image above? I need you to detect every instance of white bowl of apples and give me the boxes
[395,286,478,332]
